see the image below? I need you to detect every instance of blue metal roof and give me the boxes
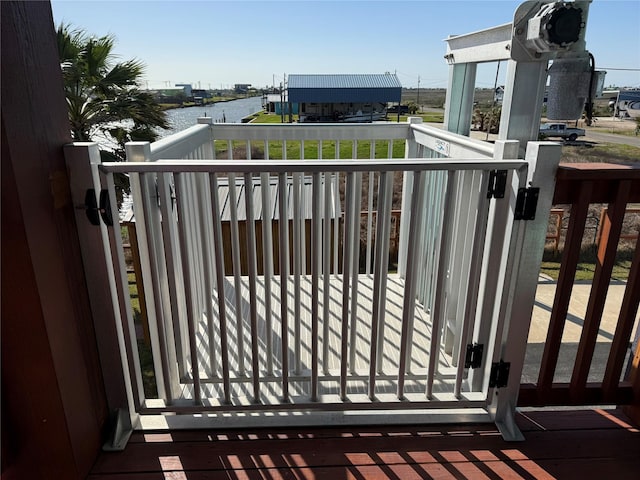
[288,74,402,103]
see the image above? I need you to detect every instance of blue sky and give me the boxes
[51,0,640,90]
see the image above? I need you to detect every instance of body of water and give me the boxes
[161,96,263,137]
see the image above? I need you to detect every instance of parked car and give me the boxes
[538,122,585,141]
[387,105,409,114]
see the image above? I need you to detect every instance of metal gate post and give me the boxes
[498,60,549,157]
[469,140,520,393]
[64,142,140,449]
[444,63,477,136]
[488,141,561,440]
[398,117,422,278]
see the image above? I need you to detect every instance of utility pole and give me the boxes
[417,75,421,112]
[280,82,284,123]
[285,73,293,123]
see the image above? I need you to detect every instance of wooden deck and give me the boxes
[89,408,640,479]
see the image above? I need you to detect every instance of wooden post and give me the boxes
[1,2,106,477]
[601,199,640,400]
[126,222,151,346]
[570,181,630,401]
[621,235,640,425]
[624,339,640,426]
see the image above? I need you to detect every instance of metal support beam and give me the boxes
[498,60,549,156]
[444,23,512,64]
[444,63,477,136]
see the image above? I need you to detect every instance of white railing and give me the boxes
[65,119,560,439]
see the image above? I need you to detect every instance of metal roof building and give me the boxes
[288,74,402,103]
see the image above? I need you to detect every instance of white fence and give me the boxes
[65,119,560,439]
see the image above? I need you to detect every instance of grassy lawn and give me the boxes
[589,128,638,137]
[128,272,140,313]
[540,260,632,282]
[250,112,289,123]
[244,111,444,160]
[561,142,640,164]
[540,243,635,282]
[214,136,407,160]
[127,271,157,397]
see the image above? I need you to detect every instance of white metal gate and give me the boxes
[65,120,560,442]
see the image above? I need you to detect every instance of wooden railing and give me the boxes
[519,163,640,408]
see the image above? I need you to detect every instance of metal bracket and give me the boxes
[465,343,484,369]
[83,188,113,226]
[487,170,508,199]
[489,361,511,388]
[514,187,540,220]
[84,189,100,226]
[102,408,133,451]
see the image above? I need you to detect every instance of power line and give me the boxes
[599,67,640,71]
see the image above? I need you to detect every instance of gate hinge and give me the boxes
[465,343,484,369]
[83,188,113,227]
[487,169,508,199]
[489,361,511,388]
[514,187,540,220]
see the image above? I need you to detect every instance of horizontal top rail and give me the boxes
[410,123,496,158]
[556,162,640,181]
[101,157,528,174]
[554,162,640,204]
[149,124,211,161]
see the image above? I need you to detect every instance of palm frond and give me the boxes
[100,60,145,92]
[57,22,168,155]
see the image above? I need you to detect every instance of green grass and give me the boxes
[128,272,141,314]
[246,111,442,160]
[127,271,157,397]
[540,244,634,281]
[137,340,158,398]
[561,142,640,164]
[214,138,407,160]
[250,112,290,123]
[590,128,638,137]
[540,260,631,282]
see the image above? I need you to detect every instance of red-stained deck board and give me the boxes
[88,409,640,480]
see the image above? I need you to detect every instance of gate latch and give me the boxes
[82,188,113,226]
[514,187,540,220]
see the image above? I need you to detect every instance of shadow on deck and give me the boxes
[89,408,640,479]
[172,274,458,405]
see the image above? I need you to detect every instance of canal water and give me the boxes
[160,96,263,137]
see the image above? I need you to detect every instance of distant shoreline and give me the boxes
[160,95,261,111]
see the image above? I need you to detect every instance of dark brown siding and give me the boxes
[1,1,107,478]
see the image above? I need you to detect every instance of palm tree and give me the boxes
[57,24,169,204]
[57,23,168,148]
